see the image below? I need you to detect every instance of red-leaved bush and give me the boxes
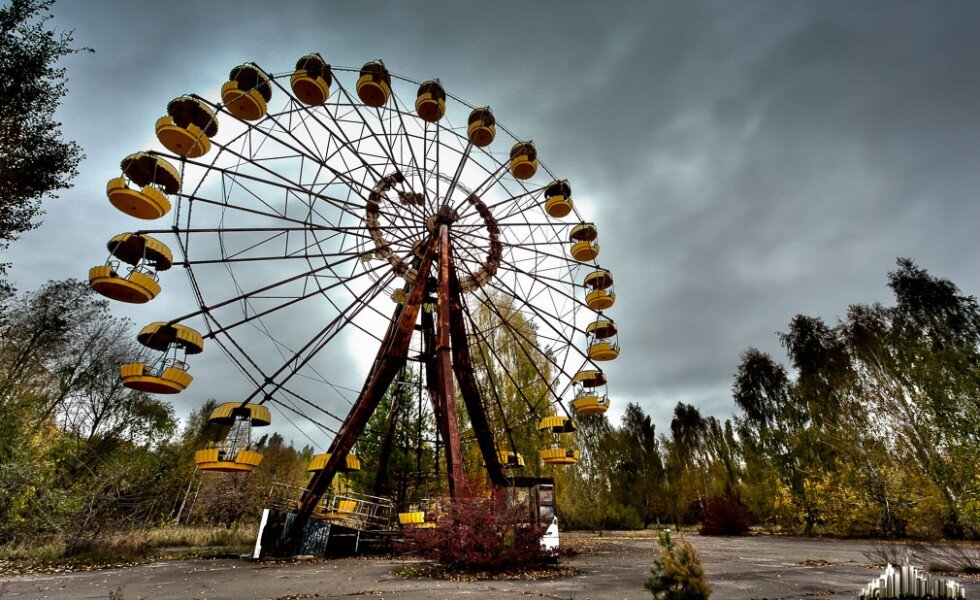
[699,491,751,536]
[399,494,549,571]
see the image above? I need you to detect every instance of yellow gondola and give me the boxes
[306,452,362,473]
[106,153,181,220]
[573,369,607,388]
[195,402,271,472]
[136,322,205,353]
[119,362,192,394]
[221,63,272,121]
[540,447,580,465]
[88,233,173,303]
[584,269,615,311]
[291,54,331,105]
[121,322,204,393]
[208,402,272,426]
[586,318,620,361]
[538,414,576,434]
[314,499,359,521]
[156,96,218,158]
[572,394,610,415]
[467,107,496,147]
[572,368,611,415]
[356,60,391,107]
[570,223,600,261]
[509,141,538,180]
[544,180,573,218]
[538,415,577,465]
[489,449,525,469]
[415,79,446,122]
[398,511,426,526]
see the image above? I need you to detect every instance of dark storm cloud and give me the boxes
[9,0,980,436]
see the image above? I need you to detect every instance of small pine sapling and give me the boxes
[645,529,712,599]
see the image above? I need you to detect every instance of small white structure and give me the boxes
[858,562,966,599]
[540,516,560,553]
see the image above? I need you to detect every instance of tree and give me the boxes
[0,0,89,281]
[350,367,435,507]
[610,403,665,527]
[730,258,980,538]
[0,279,181,545]
[645,529,712,599]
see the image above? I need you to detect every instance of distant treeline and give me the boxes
[0,258,976,555]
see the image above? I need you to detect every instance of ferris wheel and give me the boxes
[87,54,620,510]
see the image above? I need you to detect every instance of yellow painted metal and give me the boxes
[120,153,181,193]
[208,402,272,426]
[235,449,264,468]
[509,155,538,180]
[537,415,576,433]
[155,116,212,158]
[588,341,620,361]
[586,289,616,311]
[106,177,172,220]
[415,93,446,122]
[89,265,160,304]
[194,448,252,472]
[166,95,219,135]
[573,369,607,388]
[306,452,361,473]
[336,500,356,514]
[107,233,173,269]
[467,108,496,146]
[545,194,573,218]
[137,322,204,354]
[120,362,192,394]
[540,447,580,465]
[572,394,610,415]
[569,223,598,242]
[571,240,600,261]
[356,75,390,107]
[584,269,613,290]
[221,80,268,121]
[586,319,618,338]
[398,511,425,525]
[467,121,495,147]
[291,70,330,105]
[194,448,263,472]
[496,449,525,468]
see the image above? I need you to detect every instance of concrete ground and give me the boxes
[0,533,976,599]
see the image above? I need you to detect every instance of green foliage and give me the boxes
[732,258,980,538]
[0,0,90,282]
[349,367,436,506]
[645,530,712,599]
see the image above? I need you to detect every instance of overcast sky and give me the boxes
[8,0,980,444]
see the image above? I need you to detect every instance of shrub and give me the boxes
[645,530,712,599]
[399,494,548,571]
[600,501,644,531]
[699,492,750,536]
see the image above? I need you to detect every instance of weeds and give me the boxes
[0,525,257,574]
[865,540,980,575]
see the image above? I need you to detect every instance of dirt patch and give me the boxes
[393,562,579,581]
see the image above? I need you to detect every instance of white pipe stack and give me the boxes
[858,563,966,599]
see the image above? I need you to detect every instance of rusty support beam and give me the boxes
[294,234,437,519]
[447,259,509,488]
[433,224,466,496]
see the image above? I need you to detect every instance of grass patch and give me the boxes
[0,525,257,576]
